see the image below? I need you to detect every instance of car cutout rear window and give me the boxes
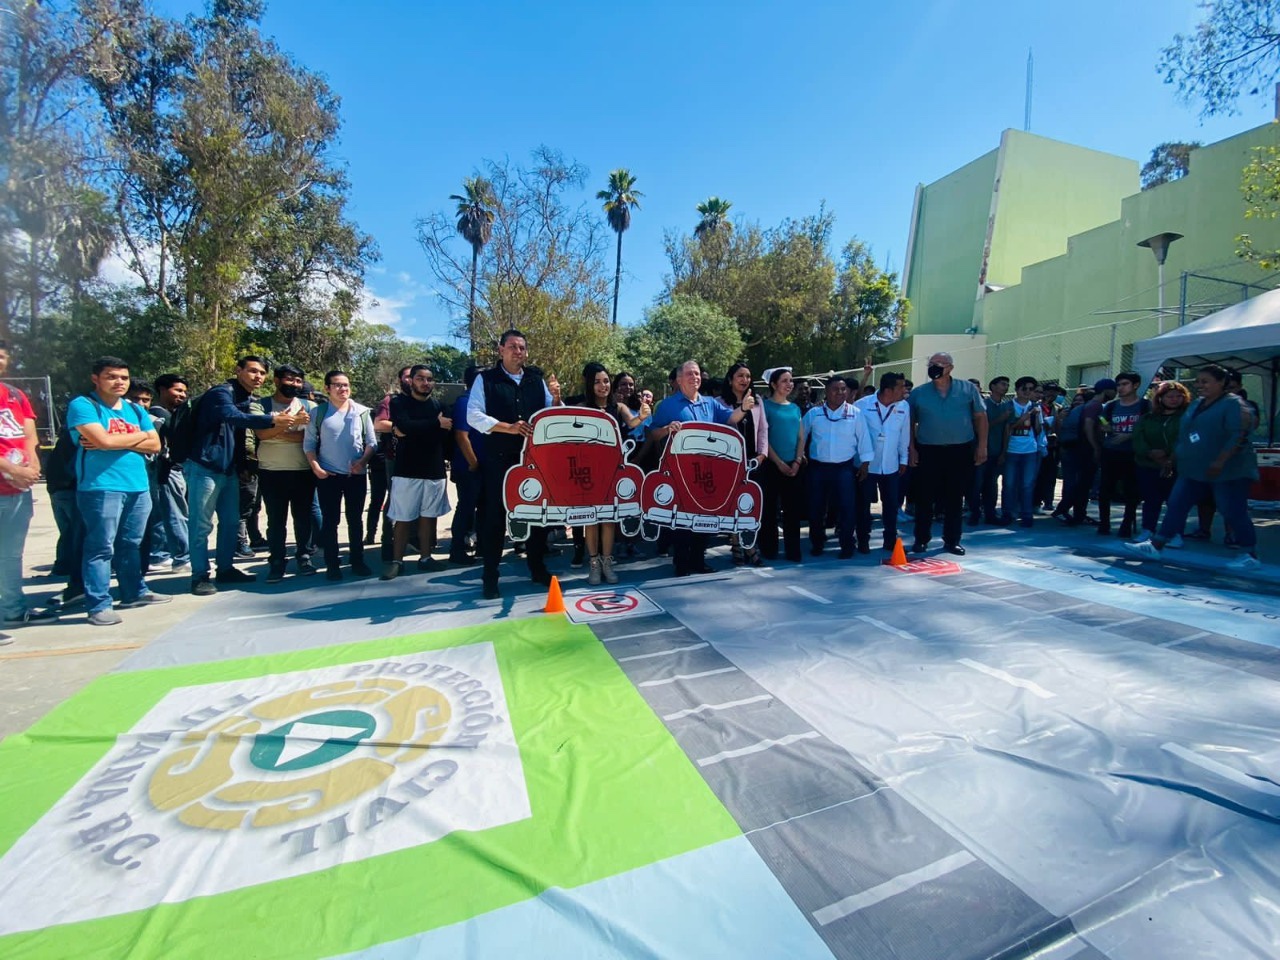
[535,415,617,445]
[670,429,742,461]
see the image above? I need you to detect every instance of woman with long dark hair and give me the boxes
[567,363,634,584]
[715,362,769,565]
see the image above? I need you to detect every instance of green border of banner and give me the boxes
[0,618,738,959]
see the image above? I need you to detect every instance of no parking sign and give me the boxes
[564,589,663,624]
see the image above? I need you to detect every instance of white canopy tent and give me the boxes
[1134,286,1280,443]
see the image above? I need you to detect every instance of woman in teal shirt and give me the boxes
[759,367,806,562]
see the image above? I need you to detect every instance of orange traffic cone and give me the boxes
[883,538,908,568]
[543,576,566,614]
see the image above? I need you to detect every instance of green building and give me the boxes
[893,123,1280,392]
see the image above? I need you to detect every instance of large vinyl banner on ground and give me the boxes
[0,620,747,959]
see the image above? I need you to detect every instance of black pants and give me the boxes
[1034,443,1059,508]
[1098,449,1139,531]
[481,456,547,586]
[671,531,710,576]
[238,469,262,544]
[366,455,388,541]
[969,458,1001,522]
[259,468,316,567]
[913,443,974,547]
[1068,447,1098,523]
[857,471,902,549]
[808,460,857,553]
[317,473,367,570]
[451,467,482,557]
[758,461,804,561]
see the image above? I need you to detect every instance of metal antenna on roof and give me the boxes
[1024,49,1033,132]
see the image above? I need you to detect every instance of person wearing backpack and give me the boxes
[304,369,377,580]
[66,356,167,625]
[184,356,306,596]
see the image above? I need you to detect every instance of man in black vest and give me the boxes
[467,329,560,599]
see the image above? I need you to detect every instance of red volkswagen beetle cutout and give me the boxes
[640,421,762,547]
[503,406,646,541]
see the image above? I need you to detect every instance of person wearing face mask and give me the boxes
[907,352,988,556]
[251,364,318,583]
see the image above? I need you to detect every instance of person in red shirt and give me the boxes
[0,340,59,644]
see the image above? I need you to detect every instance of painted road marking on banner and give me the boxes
[812,851,977,926]
[787,586,831,604]
[598,626,688,644]
[618,643,709,663]
[565,589,663,624]
[228,606,334,622]
[1158,631,1211,648]
[855,615,920,642]
[696,731,822,767]
[1162,743,1280,797]
[744,786,890,837]
[663,694,774,722]
[958,658,1056,699]
[638,666,738,688]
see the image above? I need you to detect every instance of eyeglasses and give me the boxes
[330,384,351,390]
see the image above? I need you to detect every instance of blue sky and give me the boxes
[177,0,1275,344]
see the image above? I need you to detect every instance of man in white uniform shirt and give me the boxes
[801,378,872,559]
[854,372,911,553]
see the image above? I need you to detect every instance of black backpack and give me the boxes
[165,391,206,466]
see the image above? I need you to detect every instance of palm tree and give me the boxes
[596,169,642,327]
[694,196,733,238]
[449,176,496,352]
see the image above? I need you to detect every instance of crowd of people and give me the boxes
[0,335,1266,645]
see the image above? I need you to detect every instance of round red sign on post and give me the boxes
[573,593,641,615]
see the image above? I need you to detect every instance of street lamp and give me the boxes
[1137,232,1183,334]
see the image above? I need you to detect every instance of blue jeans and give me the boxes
[1157,476,1257,551]
[184,462,239,578]
[77,490,153,614]
[808,459,857,553]
[149,467,189,566]
[1001,452,1040,523]
[0,491,33,621]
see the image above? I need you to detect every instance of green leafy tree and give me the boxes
[449,176,496,352]
[81,0,374,381]
[819,239,909,372]
[417,147,613,365]
[694,196,733,237]
[1140,142,1201,189]
[597,168,642,327]
[1158,1,1280,119]
[0,0,118,341]
[622,294,744,393]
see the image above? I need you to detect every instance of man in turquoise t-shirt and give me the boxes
[67,356,170,626]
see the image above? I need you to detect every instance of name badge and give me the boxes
[1189,432,1201,443]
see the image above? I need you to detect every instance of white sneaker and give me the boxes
[1123,540,1163,561]
[1165,534,1184,549]
[1226,554,1261,571]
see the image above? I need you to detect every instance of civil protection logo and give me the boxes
[0,642,531,935]
[147,677,452,832]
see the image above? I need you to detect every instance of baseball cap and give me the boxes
[1093,378,1117,392]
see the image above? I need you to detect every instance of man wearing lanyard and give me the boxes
[854,372,911,553]
[802,378,872,558]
